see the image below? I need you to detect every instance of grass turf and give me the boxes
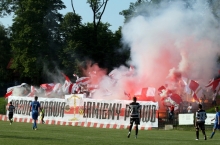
[0,121,219,145]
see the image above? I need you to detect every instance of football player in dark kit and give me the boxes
[195,104,207,140]
[8,101,15,125]
[127,96,141,139]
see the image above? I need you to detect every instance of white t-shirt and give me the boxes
[187,105,192,113]
[212,93,217,101]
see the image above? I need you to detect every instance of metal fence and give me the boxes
[158,111,179,129]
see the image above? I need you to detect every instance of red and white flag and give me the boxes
[158,85,166,95]
[134,87,156,101]
[5,89,13,98]
[182,77,202,102]
[40,83,55,96]
[188,80,200,102]
[5,83,27,98]
[61,73,73,94]
[52,83,62,93]
[26,86,36,97]
[205,78,220,91]
[76,77,90,85]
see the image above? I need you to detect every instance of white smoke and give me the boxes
[121,0,220,89]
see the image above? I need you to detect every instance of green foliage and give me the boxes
[206,107,216,113]
[0,0,18,17]
[0,24,13,82]
[0,97,7,114]
[9,0,65,84]
[119,0,217,23]
[0,0,131,84]
[60,12,130,75]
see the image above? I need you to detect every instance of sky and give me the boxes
[0,0,137,31]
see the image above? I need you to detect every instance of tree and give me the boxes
[61,0,130,74]
[0,24,13,83]
[59,12,83,76]
[9,0,65,84]
[119,0,180,23]
[87,0,108,44]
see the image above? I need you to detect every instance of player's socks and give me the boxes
[127,132,131,138]
[210,132,215,138]
[204,135,207,140]
[135,126,138,136]
[196,131,199,140]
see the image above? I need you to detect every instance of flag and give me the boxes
[170,94,182,104]
[5,89,13,98]
[205,78,220,91]
[26,86,36,97]
[76,77,90,85]
[189,80,199,92]
[68,83,74,94]
[62,73,71,83]
[61,73,73,94]
[135,87,156,101]
[5,83,28,98]
[52,83,62,93]
[188,80,200,102]
[182,77,202,102]
[158,86,166,94]
[40,83,55,96]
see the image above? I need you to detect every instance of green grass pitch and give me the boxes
[0,121,219,145]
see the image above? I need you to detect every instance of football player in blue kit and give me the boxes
[210,106,220,139]
[30,96,42,130]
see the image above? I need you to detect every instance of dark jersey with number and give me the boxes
[196,109,207,122]
[8,105,15,113]
[129,102,141,118]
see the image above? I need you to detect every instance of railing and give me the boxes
[158,111,179,129]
